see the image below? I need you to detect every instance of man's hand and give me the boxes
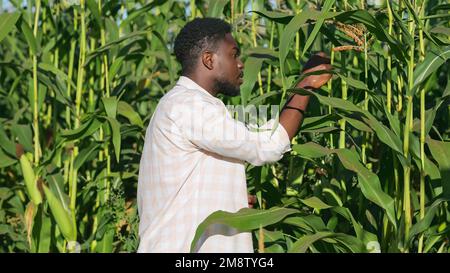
[297,52,333,90]
[248,194,257,208]
[280,52,333,140]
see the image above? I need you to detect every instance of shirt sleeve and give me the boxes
[172,94,291,166]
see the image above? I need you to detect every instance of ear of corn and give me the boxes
[24,201,36,247]
[42,184,75,242]
[19,154,42,205]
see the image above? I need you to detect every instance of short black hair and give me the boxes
[174,18,232,75]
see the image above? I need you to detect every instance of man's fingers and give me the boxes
[299,61,333,89]
[248,195,256,203]
[303,63,333,74]
[302,52,331,72]
[248,194,257,208]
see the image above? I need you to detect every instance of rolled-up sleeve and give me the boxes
[172,95,291,166]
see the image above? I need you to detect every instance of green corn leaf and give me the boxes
[335,148,396,228]
[85,30,150,65]
[207,0,228,17]
[96,225,115,253]
[285,215,328,233]
[246,47,278,62]
[152,30,174,84]
[361,116,403,154]
[117,101,144,128]
[36,69,72,106]
[12,124,33,153]
[292,142,330,159]
[61,118,102,140]
[390,6,414,45]
[301,197,333,210]
[0,124,17,157]
[0,12,20,43]
[409,133,440,180]
[261,229,285,243]
[105,117,121,162]
[302,114,338,131]
[427,138,450,197]
[383,106,401,137]
[331,207,367,241]
[336,73,370,91]
[108,56,125,81]
[240,57,263,105]
[413,157,441,180]
[427,138,450,171]
[335,234,367,253]
[33,207,52,253]
[301,0,335,58]
[300,89,363,112]
[289,87,403,154]
[401,0,439,47]
[408,197,450,245]
[412,46,450,95]
[424,100,445,136]
[105,16,119,42]
[38,213,52,253]
[340,115,373,133]
[73,142,101,170]
[190,207,298,252]
[430,26,450,36]
[102,96,118,119]
[302,126,340,133]
[279,9,340,72]
[85,0,102,27]
[444,79,450,98]
[246,91,280,106]
[0,148,16,168]
[430,3,450,12]
[119,0,167,29]
[20,19,38,55]
[253,10,293,25]
[288,232,335,253]
[293,143,397,229]
[38,62,71,85]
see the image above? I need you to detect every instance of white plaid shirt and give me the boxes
[137,76,291,253]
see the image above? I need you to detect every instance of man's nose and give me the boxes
[238,58,244,70]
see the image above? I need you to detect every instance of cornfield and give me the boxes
[0,0,449,253]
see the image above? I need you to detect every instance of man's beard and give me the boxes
[213,78,240,97]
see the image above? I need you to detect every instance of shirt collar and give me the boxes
[176,76,216,99]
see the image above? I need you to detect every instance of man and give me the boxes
[137,18,332,253]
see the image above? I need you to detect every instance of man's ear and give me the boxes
[201,51,214,70]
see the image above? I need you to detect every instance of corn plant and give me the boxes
[0,0,449,253]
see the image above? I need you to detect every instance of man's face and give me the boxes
[212,33,244,97]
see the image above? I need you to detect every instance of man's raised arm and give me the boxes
[280,52,332,139]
